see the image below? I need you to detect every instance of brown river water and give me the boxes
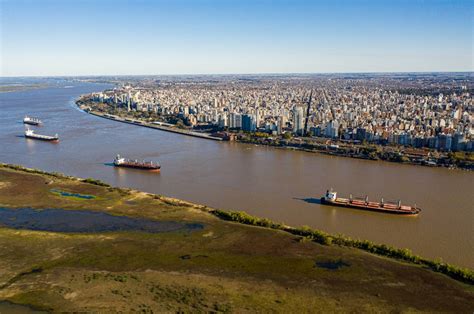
[0,80,472,268]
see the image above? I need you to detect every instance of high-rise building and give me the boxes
[277,116,284,135]
[325,120,339,138]
[452,133,464,151]
[292,106,304,135]
[218,113,229,128]
[230,113,242,129]
[242,114,256,132]
[255,109,260,129]
[356,128,367,141]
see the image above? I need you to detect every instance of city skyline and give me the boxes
[82,73,473,153]
[1,0,473,76]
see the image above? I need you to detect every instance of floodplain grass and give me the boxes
[210,209,474,285]
[0,163,473,312]
[1,163,473,285]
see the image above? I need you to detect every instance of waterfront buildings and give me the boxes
[88,74,473,152]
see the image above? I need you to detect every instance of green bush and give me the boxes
[210,208,474,285]
[82,178,110,187]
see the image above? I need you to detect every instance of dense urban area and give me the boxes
[77,73,474,169]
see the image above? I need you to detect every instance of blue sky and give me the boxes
[1,0,472,76]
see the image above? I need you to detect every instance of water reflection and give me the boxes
[0,207,203,233]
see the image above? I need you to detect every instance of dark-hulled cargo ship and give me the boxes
[113,155,161,171]
[24,129,59,142]
[321,189,421,215]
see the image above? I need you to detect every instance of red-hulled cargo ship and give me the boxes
[321,189,421,215]
[113,155,161,171]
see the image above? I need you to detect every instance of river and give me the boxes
[0,80,472,268]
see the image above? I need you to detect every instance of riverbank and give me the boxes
[0,163,473,312]
[77,97,473,171]
[237,136,474,171]
[0,83,50,93]
[76,102,223,141]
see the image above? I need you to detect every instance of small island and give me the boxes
[0,83,50,93]
[0,163,472,312]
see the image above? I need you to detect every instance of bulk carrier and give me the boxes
[113,155,161,171]
[24,129,59,142]
[23,116,43,126]
[321,189,421,215]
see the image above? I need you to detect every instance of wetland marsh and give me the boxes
[0,164,472,312]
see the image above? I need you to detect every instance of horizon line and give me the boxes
[1,70,473,78]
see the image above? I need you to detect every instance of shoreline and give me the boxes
[77,104,223,141]
[0,83,50,93]
[1,162,472,285]
[75,99,472,171]
[236,138,473,171]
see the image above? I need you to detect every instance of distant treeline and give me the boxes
[210,209,474,285]
[0,163,110,187]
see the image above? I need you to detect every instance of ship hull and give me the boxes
[320,198,420,215]
[23,121,41,126]
[113,163,160,171]
[25,135,59,142]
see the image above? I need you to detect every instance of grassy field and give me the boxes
[0,164,473,312]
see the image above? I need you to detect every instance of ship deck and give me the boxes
[329,197,419,214]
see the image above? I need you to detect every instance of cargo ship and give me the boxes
[321,189,421,215]
[113,155,161,171]
[24,129,59,142]
[23,116,43,126]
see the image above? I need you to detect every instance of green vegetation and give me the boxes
[211,209,474,284]
[447,151,474,167]
[1,163,70,179]
[0,164,473,312]
[81,178,110,187]
[253,132,270,138]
